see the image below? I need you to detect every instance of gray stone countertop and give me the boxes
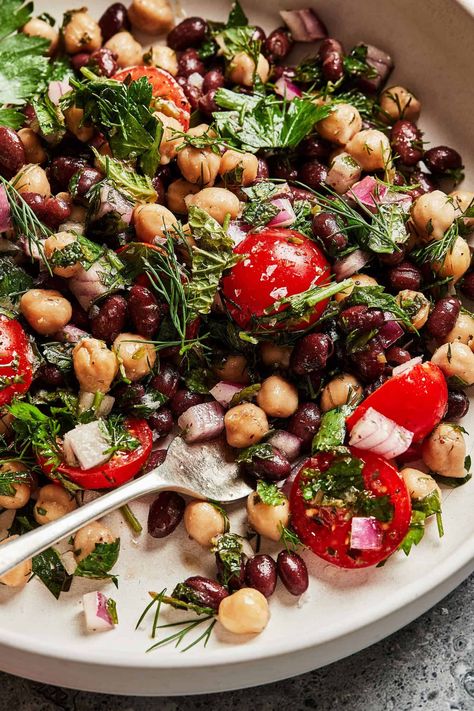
[1,575,474,711]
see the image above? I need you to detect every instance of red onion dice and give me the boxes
[280,8,328,42]
[350,517,383,551]
[0,186,12,232]
[377,319,404,349]
[333,249,371,281]
[178,401,225,443]
[210,381,242,408]
[348,406,414,459]
[274,76,303,101]
[392,356,422,377]
[268,430,302,463]
[48,79,72,105]
[268,198,296,228]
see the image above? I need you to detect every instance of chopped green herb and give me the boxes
[256,480,285,506]
[312,405,352,454]
[74,539,120,586]
[346,285,413,330]
[106,597,119,624]
[229,383,261,407]
[0,257,33,309]
[211,532,244,587]
[93,150,157,203]
[235,442,274,464]
[279,524,302,551]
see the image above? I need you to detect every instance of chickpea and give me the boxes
[346,129,392,171]
[166,179,200,213]
[73,337,119,393]
[260,342,292,369]
[74,521,116,562]
[316,103,362,146]
[20,289,72,336]
[0,536,32,588]
[451,189,474,229]
[444,312,474,349]
[247,490,290,541]
[64,107,94,143]
[177,141,221,187]
[431,342,474,386]
[13,164,50,197]
[22,17,59,55]
[396,290,430,330]
[433,236,471,284]
[218,587,270,635]
[422,423,467,478]
[228,52,270,87]
[105,32,143,68]
[256,375,298,418]
[0,462,31,510]
[148,44,178,75]
[18,128,47,164]
[113,333,157,382]
[184,501,227,546]
[185,187,240,225]
[379,85,421,123]
[411,190,456,241]
[34,484,77,525]
[44,232,81,278]
[224,403,269,449]
[128,0,174,34]
[63,10,102,54]
[133,203,178,243]
[320,373,363,412]
[401,467,441,501]
[326,152,362,194]
[219,150,259,187]
[213,354,249,384]
[334,274,378,303]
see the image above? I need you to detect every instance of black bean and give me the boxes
[202,68,225,94]
[198,90,218,117]
[114,383,145,410]
[378,246,406,266]
[216,552,245,591]
[311,212,348,255]
[426,296,461,339]
[75,167,102,199]
[387,261,421,292]
[339,305,385,333]
[269,156,298,182]
[290,333,333,375]
[167,17,208,51]
[177,49,205,78]
[0,126,26,179]
[70,302,90,329]
[176,76,202,111]
[424,146,463,175]
[318,38,344,83]
[99,3,130,42]
[352,339,387,383]
[298,134,331,162]
[390,120,423,167]
[36,363,64,387]
[41,196,72,230]
[289,186,318,204]
[263,28,293,62]
[128,284,162,339]
[245,447,291,482]
[461,271,474,300]
[148,407,174,437]
[298,160,327,191]
[91,294,128,343]
[287,403,321,449]
[49,156,86,191]
[409,170,436,200]
[446,390,469,420]
[170,389,206,417]
[144,448,166,473]
[150,364,180,400]
[255,158,269,181]
[363,373,390,396]
[88,48,118,77]
[148,491,185,538]
[277,550,309,596]
[183,576,228,610]
[385,346,411,366]
[245,555,277,598]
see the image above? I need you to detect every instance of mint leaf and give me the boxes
[74,539,120,586]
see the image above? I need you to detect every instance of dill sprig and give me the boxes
[410,220,459,266]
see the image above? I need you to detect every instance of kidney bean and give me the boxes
[446,390,470,420]
[91,294,128,343]
[216,552,245,591]
[311,212,348,255]
[177,77,202,111]
[20,192,46,221]
[178,49,205,78]
[196,90,216,117]
[352,339,387,382]
[339,305,385,332]
[183,576,228,610]
[144,448,167,472]
[36,363,64,387]
[170,389,207,417]
[378,246,406,266]
[268,156,298,182]
[0,127,26,179]
[387,261,421,292]
[392,171,406,187]
[390,120,423,167]
[128,284,162,339]
[424,146,463,175]
[245,447,291,482]
[461,271,474,300]
[363,373,390,397]
[150,363,180,400]
[245,555,277,598]
[74,167,102,200]
[50,156,86,191]
[426,296,461,339]
[409,169,436,200]
[88,48,118,77]
[167,17,208,51]
[148,491,185,538]
[42,196,72,230]
[277,550,308,596]
[148,407,174,437]
[99,2,130,42]
[287,403,321,449]
[254,158,269,182]
[71,52,91,72]
[318,38,344,83]
[151,175,165,204]
[291,333,333,375]
[272,65,297,82]
[298,160,328,191]
[251,26,266,42]
[385,346,411,366]
[155,164,174,186]
[263,28,293,62]
[299,135,331,162]
[114,382,145,409]
[202,68,225,94]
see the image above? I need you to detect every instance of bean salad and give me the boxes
[0,0,473,643]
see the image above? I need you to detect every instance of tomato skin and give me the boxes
[347,362,448,443]
[221,228,331,331]
[290,449,412,569]
[39,419,153,490]
[0,315,33,407]
[113,66,190,129]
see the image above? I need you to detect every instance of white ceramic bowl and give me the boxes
[1,0,474,696]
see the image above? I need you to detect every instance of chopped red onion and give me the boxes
[280,8,328,42]
[349,406,413,459]
[348,176,388,212]
[210,381,242,408]
[68,262,112,310]
[356,44,393,93]
[0,186,11,233]
[47,79,71,105]
[377,320,404,348]
[350,517,383,550]
[95,184,133,225]
[268,198,296,228]
[392,356,423,377]
[178,401,225,443]
[274,76,303,101]
[83,591,116,632]
[268,430,302,463]
[54,323,89,343]
[333,249,371,281]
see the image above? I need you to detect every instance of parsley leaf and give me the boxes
[312,405,351,454]
[398,510,426,556]
[93,150,157,203]
[235,442,273,464]
[0,108,25,129]
[256,480,285,506]
[169,582,216,616]
[74,539,120,586]
[229,383,261,406]
[211,533,244,588]
[0,257,33,309]
[345,285,413,330]
[300,456,364,503]
[227,1,248,26]
[41,341,74,374]
[30,95,65,141]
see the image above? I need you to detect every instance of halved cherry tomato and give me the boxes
[39,418,153,490]
[347,361,448,443]
[290,449,412,568]
[221,228,331,332]
[113,66,190,129]
[0,315,33,407]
